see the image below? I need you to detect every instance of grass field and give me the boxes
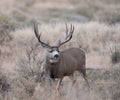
[0,0,120,100]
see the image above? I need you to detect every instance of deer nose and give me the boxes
[54,54,59,58]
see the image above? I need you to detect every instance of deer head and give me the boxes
[34,23,74,64]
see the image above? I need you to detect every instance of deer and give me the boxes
[34,23,90,94]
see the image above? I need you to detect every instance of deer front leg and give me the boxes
[56,77,63,96]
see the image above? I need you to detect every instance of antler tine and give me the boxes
[70,24,74,34]
[65,23,68,39]
[65,24,74,40]
[69,24,74,38]
[34,22,43,42]
[34,22,50,48]
[58,23,74,47]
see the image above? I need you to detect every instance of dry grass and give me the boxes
[0,22,119,100]
[9,22,120,69]
[0,0,120,100]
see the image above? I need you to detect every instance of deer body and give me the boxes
[45,48,85,79]
[34,23,89,94]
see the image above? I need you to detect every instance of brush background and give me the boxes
[0,0,120,100]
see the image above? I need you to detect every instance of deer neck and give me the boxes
[45,56,61,66]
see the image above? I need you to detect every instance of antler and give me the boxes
[34,22,51,48]
[58,24,74,47]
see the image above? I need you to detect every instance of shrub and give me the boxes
[0,15,15,45]
[94,9,120,24]
[111,51,120,64]
[0,73,11,94]
[16,41,44,96]
[17,41,43,79]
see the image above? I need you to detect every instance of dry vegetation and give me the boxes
[0,0,120,100]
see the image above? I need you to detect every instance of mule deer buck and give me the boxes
[34,23,89,94]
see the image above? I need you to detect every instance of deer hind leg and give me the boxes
[69,75,76,86]
[79,68,90,91]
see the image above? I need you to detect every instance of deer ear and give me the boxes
[41,44,49,48]
[41,41,50,48]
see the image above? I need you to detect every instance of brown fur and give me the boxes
[45,48,86,79]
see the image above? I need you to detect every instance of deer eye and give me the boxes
[50,50,53,53]
[48,49,53,53]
